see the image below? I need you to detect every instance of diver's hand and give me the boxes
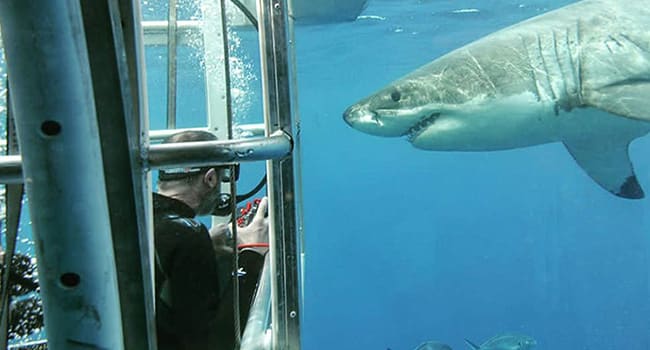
[209,223,234,257]
[237,197,269,254]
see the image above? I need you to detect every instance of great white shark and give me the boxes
[465,333,536,350]
[343,0,650,199]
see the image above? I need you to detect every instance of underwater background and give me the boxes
[4,0,650,349]
[292,1,650,349]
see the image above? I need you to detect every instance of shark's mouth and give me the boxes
[405,113,440,141]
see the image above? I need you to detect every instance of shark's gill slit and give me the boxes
[406,112,440,140]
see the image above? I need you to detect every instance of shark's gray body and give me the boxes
[464,334,536,350]
[343,0,650,199]
[414,340,453,350]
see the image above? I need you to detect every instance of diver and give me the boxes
[154,130,268,350]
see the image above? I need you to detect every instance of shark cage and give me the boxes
[0,0,371,348]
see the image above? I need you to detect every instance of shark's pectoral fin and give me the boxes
[464,339,480,350]
[563,139,643,199]
[585,82,650,122]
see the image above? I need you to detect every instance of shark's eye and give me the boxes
[390,90,401,102]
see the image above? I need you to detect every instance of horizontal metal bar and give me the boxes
[234,123,265,137]
[8,339,48,349]
[142,20,200,32]
[0,155,22,184]
[148,123,265,142]
[147,130,291,169]
[141,20,201,46]
[141,18,258,46]
[0,125,276,184]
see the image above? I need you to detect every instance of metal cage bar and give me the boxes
[148,131,291,169]
[80,0,156,348]
[240,254,273,350]
[0,0,306,348]
[0,1,124,349]
[256,0,304,348]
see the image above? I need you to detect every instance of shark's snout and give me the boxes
[343,105,384,135]
[343,105,375,126]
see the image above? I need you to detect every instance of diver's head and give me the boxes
[157,130,225,216]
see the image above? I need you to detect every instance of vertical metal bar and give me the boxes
[167,0,178,129]
[240,254,272,350]
[116,0,158,348]
[0,1,124,349]
[80,0,156,349]
[256,0,304,348]
[217,0,234,141]
[205,1,244,345]
[215,0,244,346]
[201,0,231,139]
[228,166,243,348]
[202,0,231,236]
[0,83,24,349]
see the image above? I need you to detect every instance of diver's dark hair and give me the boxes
[158,130,218,183]
[162,129,218,144]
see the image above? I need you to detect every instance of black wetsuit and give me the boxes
[153,193,264,350]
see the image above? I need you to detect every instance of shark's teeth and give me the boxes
[406,113,440,141]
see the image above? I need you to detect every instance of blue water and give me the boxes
[5,0,650,349]
[291,1,650,350]
[198,0,650,348]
